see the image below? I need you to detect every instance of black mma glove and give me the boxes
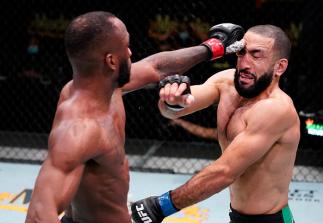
[131,191,179,223]
[201,23,245,60]
[159,74,191,94]
[159,74,191,111]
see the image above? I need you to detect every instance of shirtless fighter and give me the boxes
[25,11,244,223]
[131,25,299,223]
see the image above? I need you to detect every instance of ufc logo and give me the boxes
[136,204,152,223]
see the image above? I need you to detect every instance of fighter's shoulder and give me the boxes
[60,81,73,94]
[51,118,103,147]
[47,118,103,167]
[58,81,73,103]
[206,68,235,85]
[252,94,298,126]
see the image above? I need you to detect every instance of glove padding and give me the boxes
[131,191,179,223]
[202,23,245,60]
[131,196,164,223]
[159,74,192,111]
[208,23,244,49]
[159,74,191,95]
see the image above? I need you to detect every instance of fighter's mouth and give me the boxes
[239,72,255,79]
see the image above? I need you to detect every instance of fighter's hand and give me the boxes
[159,75,194,111]
[201,23,245,60]
[131,192,179,223]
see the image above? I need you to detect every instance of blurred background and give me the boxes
[0,0,322,181]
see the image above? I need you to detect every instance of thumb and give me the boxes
[182,94,195,106]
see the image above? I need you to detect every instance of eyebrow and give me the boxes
[246,48,263,54]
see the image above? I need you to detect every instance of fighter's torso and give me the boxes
[216,80,299,214]
[52,82,131,223]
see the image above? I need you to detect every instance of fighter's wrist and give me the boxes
[201,38,225,60]
[164,101,185,112]
[158,191,179,217]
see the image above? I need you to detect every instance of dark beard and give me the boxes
[117,59,130,87]
[234,69,273,98]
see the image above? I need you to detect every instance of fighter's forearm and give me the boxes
[145,46,209,79]
[130,160,234,222]
[171,164,234,209]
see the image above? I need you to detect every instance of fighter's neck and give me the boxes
[238,82,280,106]
[71,75,116,102]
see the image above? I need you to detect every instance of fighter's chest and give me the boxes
[96,120,126,172]
[217,95,249,145]
[99,97,126,162]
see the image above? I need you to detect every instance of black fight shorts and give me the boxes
[61,215,79,223]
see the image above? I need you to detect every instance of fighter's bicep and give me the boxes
[219,130,275,178]
[48,142,86,174]
[46,131,90,200]
[40,122,99,211]
[33,157,85,213]
[247,99,292,139]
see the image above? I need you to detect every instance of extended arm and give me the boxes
[158,69,234,119]
[122,23,244,93]
[122,46,209,93]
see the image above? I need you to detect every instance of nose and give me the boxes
[237,51,251,69]
[128,48,132,57]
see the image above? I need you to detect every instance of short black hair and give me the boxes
[65,11,117,58]
[248,25,291,60]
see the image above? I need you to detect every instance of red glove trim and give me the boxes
[203,38,225,60]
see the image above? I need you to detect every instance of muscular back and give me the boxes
[216,71,300,214]
[36,81,131,223]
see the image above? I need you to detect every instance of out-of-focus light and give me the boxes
[306,118,323,137]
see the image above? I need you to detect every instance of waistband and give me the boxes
[229,204,294,223]
[61,215,79,223]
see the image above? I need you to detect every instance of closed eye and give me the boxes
[250,49,263,58]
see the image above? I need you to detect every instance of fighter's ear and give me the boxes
[274,58,288,77]
[105,53,118,71]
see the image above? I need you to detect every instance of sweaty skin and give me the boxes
[25,13,209,223]
[158,30,300,215]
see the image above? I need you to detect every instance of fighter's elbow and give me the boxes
[25,208,44,223]
[215,164,236,187]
